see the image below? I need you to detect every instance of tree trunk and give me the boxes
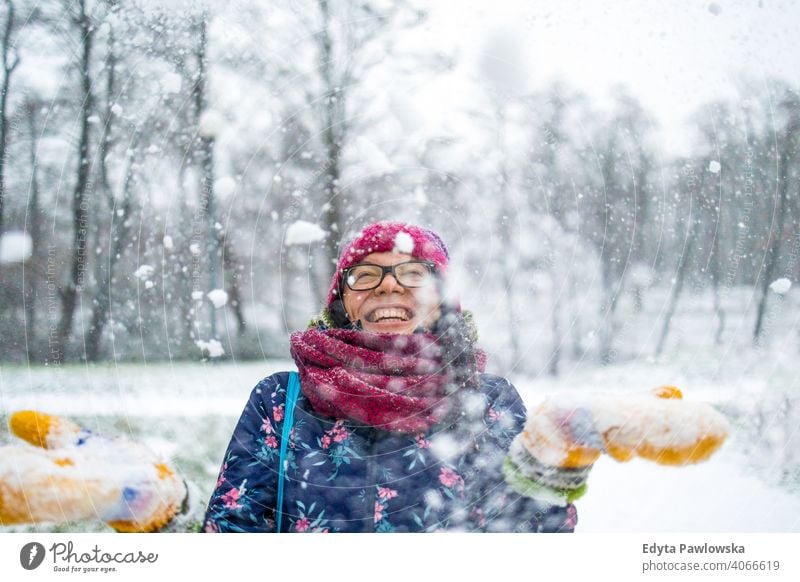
[317,0,343,286]
[86,148,135,362]
[599,264,623,364]
[86,26,118,362]
[192,12,220,341]
[711,200,725,345]
[549,278,561,376]
[221,233,246,335]
[54,1,93,363]
[24,99,40,357]
[0,0,20,237]
[655,164,706,357]
[752,120,796,344]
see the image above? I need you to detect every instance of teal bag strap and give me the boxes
[276,371,300,532]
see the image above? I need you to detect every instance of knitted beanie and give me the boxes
[326,221,450,306]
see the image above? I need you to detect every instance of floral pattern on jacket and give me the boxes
[203,372,577,533]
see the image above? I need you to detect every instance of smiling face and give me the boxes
[341,252,441,334]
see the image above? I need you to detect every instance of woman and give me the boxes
[202,221,578,533]
[0,223,726,532]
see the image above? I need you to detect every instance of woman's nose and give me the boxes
[374,271,403,294]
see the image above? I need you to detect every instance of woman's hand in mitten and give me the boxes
[503,386,730,504]
[0,411,186,532]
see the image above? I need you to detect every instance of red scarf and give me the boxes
[289,327,485,434]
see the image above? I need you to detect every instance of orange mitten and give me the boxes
[0,411,186,532]
[504,387,730,503]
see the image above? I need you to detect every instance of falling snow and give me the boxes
[207,289,229,308]
[285,221,327,245]
[769,278,792,295]
[0,231,33,263]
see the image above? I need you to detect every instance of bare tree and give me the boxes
[655,158,708,357]
[86,13,121,361]
[53,0,96,363]
[753,86,799,344]
[0,0,21,237]
[22,97,42,352]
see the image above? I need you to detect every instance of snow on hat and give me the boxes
[327,221,450,306]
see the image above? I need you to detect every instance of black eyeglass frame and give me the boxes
[341,260,437,292]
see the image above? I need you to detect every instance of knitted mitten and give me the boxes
[0,411,186,532]
[504,386,730,505]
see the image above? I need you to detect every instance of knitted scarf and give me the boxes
[289,314,485,434]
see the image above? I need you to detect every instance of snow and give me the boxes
[579,447,800,532]
[629,262,655,287]
[198,110,225,138]
[163,235,174,250]
[285,221,327,245]
[769,278,792,295]
[110,103,123,117]
[161,72,182,94]
[195,339,225,358]
[189,243,201,255]
[429,433,463,462]
[191,290,204,301]
[347,136,396,177]
[0,231,33,263]
[133,265,154,280]
[393,231,415,254]
[207,289,228,308]
[708,160,721,173]
[215,176,237,199]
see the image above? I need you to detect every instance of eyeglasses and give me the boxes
[342,261,436,292]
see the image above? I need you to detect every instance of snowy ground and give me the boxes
[1,353,798,532]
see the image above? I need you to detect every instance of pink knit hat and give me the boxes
[327,221,450,306]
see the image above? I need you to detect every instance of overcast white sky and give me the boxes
[423,0,800,155]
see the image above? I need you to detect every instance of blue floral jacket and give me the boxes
[203,371,577,533]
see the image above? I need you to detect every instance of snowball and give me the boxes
[133,265,154,280]
[393,231,414,254]
[161,72,182,94]
[0,231,33,263]
[196,339,224,358]
[351,136,395,176]
[769,278,792,295]
[207,289,228,308]
[708,160,721,174]
[429,433,463,463]
[191,291,204,301]
[414,185,427,205]
[285,221,327,245]
[198,110,225,138]
[215,175,237,199]
[163,235,174,250]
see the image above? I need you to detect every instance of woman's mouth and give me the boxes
[367,307,413,323]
